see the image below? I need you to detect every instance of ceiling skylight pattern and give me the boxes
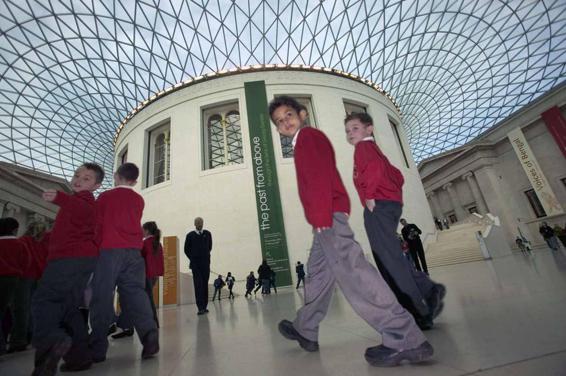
[1,0,565,186]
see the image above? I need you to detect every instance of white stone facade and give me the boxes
[0,162,71,234]
[115,69,435,292]
[419,83,566,248]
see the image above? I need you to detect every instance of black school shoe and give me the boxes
[32,337,72,376]
[59,358,93,372]
[365,341,434,367]
[7,343,28,353]
[428,284,446,319]
[278,320,319,352]
[111,328,134,339]
[141,329,159,359]
[415,316,434,331]
[107,323,117,336]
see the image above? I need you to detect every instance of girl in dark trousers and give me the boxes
[270,270,277,294]
[212,275,225,301]
[141,222,164,326]
[245,272,256,297]
[0,218,30,355]
[10,221,49,353]
[225,272,235,299]
[257,260,272,295]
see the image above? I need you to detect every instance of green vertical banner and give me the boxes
[244,80,292,286]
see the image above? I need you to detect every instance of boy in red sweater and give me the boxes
[0,217,30,355]
[88,163,159,362]
[30,163,103,375]
[345,112,446,330]
[270,96,433,367]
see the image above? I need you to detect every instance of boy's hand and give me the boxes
[314,227,330,233]
[42,189,58,202]
[365,199,376,212]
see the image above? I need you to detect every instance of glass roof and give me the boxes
[1,0,565,187]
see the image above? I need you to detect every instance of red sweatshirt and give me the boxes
[294,127,350,228]
[141,236,164,278]
[0,237,30,277]
[48,191,98,260]
[20,233,50,280]
[96,186,144,250]
[353,139,404,205]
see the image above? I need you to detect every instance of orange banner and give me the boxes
[163,236,178,305]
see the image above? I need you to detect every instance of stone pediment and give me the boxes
[0,162,71,194]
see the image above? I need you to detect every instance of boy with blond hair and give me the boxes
[31,162,104,375]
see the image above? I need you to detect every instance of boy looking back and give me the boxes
[31,163,103,375]
[344,112,445,330]
[88,163,159,362]
[269,96,433,367]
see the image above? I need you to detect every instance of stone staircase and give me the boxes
[425,221,485,268]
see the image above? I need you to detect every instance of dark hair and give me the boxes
[344,112,374,126]
[0,217,19,236]
[82,162,105,184]
[143,221,161,255]
[268,95,303,121]
[24,221,48,240]
[117,162,139,181]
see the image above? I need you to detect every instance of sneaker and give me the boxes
[364,341,434,367]
[278,320,319,352]
[32,337,72,376]
[141,330,159,360]
[428,284,446,319]
[111,328,134,339]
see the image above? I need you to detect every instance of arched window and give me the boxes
[146,122,171,187]
[203,102,243,170]
[153,133,166,184]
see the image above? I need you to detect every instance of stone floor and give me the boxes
[2,247,566,376]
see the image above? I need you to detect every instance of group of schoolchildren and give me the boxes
[0,162,164,375]
[1,94,447,371]
[211,272,236,300]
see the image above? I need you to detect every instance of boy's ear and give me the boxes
[94,182,102,191]
[299,109,308,121]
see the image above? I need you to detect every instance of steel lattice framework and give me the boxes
[1,0,565,187]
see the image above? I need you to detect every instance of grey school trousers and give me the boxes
[89,249,157,358]
[31,258,96,361]
[293,212,426,350]
[363,201,434,318]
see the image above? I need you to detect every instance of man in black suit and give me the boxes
[184,217,212,315]
[400,218,429,275]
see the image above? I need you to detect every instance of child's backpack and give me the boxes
[227,276,235,288]
[214,278,223,288]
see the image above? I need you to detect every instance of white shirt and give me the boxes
[292,128,302,149]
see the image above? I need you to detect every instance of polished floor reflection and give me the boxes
[2,248,566,375]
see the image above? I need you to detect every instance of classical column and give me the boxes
[443,182,467,221]
[4,202,20,217]
[462,172,488,214]
[426,191,442,218]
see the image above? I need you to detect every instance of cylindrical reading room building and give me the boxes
[113,67,434,303]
